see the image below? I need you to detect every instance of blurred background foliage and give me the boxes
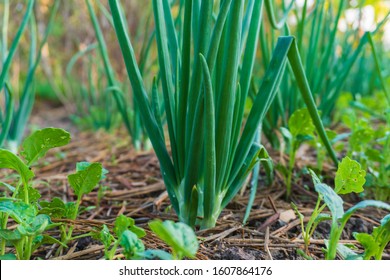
[1,0,388,99]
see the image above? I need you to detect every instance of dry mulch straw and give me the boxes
[2,101,389,260]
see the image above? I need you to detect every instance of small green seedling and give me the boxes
[354,214,390,260]
[94,217,198,260]
[0,128,70,259]
[337,92,390,202]
[93,215,146,260]
[281,108,315,198]
[149,219,199,260]
[40,162,106,248]
[293,156,389,259]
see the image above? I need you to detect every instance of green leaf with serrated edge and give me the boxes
[0,200,36,225]
[315,183,344,223]
[0,149,34,184]
[354,232,379,260]
[68,163,103,197]
[149,220,198,260]
[335,157,366,194]
[114,215,145,238]
[39,197,66,218]
[76,162,108,180]
[17,214,51,236]
[288,108,315,138]
[141,249,173,260]
[21,128,71,166]
[119,230,145,260]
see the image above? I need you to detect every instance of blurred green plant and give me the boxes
[261,0,390,147]
[0,0,60,151]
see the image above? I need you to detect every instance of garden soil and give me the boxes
[1,99,388,260]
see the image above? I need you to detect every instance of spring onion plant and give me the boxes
[0,0,34,149]
[109,0,338,229]
[0,1,60,152]
[261,0,390,146]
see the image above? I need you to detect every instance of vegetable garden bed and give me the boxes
[1,99,387,260]
[1,0,390,262]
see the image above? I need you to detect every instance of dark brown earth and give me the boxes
[1,99,389,260]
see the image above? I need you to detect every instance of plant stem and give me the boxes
[304,198,326,252]
[23,236,33,260]
[65,196,82,244]
[326,227,342,260]
[286,139,296,198]
[1,179,23,255]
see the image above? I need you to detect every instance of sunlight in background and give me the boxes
[288,0,390,50]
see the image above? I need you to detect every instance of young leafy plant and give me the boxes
[335,88,390,202]
[149,219,199,260]
[293,157,366,254]
[109,0,338,229]
[40,162,106,248]
[354,214,390,260]
[93,217,197,260]
[281,108,315,198]
[293,157,390,259]
[0,128,70,259]
[93,215,146,260]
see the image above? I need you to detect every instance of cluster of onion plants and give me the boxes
[259,0,389,147]
[108,0,339,229]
